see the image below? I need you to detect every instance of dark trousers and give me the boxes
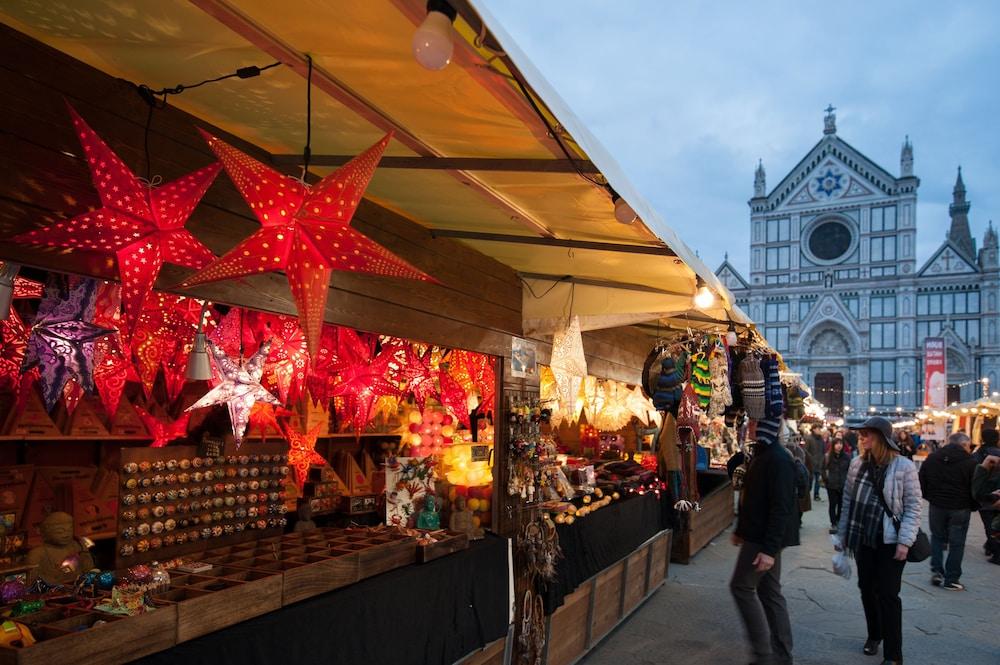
[812,471,822,499]
[979,510,997,551]
[855,543,905,661]
[826,488,843,527]
[730,541,793,664]
[929,505,971,583]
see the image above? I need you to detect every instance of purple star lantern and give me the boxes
[21,274,115,411]
[185,339,281,447]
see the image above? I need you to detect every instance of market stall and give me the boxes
[0,2,762,664]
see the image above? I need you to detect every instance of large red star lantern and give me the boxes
[13,104,221,338]
[133,293,213,398]
[0,262,43,300]
[248,312,309,404]
[134,405,191,448]
[449,349,495,410]
[0,308,29,392]
[284,422,326,490]
[306,324,341,406]
[182,130,434,357]
[329,334,399,434]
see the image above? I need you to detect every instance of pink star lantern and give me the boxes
[134,405,191,448]
[13,103,221,338]
[284,422,326,490]
[182,130,435,357]
[185,339,280,447]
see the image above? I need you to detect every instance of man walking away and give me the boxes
[730,416,799,665]
[919,432,979,590]
[805,426,826,501]
[974,429,1000,557]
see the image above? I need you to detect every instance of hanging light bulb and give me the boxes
[186,303,213,381]
[607,186,637,225]
[725,322,738,347]
[693,278,715,309]
[412,0,457,71]
[0,262,19,321]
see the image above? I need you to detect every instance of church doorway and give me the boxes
[815,373,844,415]
[947,384,961,405]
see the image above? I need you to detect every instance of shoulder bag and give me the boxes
[876,469,930,562]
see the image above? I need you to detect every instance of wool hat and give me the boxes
[755,416,782,446]
[850,416,899,451]
[739,356,766,420]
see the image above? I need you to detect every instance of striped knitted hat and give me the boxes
[755,416,782,446]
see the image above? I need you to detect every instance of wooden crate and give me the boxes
[589,561,624,643]
[282,551,360,604]
[417,531,469,563]
[545,583,590,665]
[648,531,671,589]
[621,548,648,615]
[0,604,176,665]
[154,574,280,643]
[349,534,416,578]
[672,473,734,564]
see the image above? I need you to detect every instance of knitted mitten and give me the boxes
[761,356,783,418]
[708,349,732,417]
[691,352,712,409]
[739,356,766,420]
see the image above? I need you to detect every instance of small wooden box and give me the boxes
[281,551,360,604]
[155,573,280,643]
[0,605,176,665]
[353,534,416,578]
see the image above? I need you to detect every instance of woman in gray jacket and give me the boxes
[836,416,922,665]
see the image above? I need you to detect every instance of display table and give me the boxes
[540,493,671,665]
[132,534,510,665]
[671,469,734,564]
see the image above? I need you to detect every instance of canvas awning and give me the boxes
[0,0,747,336]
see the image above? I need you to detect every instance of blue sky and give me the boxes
[481,1,1000,276]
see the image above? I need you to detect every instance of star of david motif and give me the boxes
[813,168,844,197]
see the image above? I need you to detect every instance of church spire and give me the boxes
[948,166,975,259]
[753,159,766,197]
[900,135,913,177]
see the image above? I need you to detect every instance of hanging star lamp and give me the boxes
[438,370,470,428]
[306,324,342,406]
[549,316,587,426]
[249,312,310,404]
[284,421,327,490]
[12,104,221,338]
[20,275,115,411]
[134,405,191,448]
[185,339,280,446]
[330,342,399,434]
[181,129,434,358]
[0,308,29,392]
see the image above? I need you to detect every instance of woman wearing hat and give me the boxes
[835,416,922,665]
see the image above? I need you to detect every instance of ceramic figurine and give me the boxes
[448,496,483,540]
[293,502,317,532]
[416,495,440,530]
[25,512,94,585]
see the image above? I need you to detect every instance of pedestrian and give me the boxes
[974,429,1000,557]
[844,427,859,457]
[835,416,921,665]
[823,438,851,534]
[919,431,979,590]
[896,430,916,460]
[805,425,825,502]
[971,454,1000,565]
[730,416,799,665]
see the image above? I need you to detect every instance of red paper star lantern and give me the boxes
[182,131,434,357]
[449,350,495,410]
[330,337,399,434]
[284,421,326,490]
[249,312,309,404]
[438,370,470,428]
[399,345,439,412]
[133,292,213,398]
[134,405,191,448]
[12,104,221,338]
[63,380,83,416]
[306,324,341,406]
[91,282,137,416]
[0,308,29,392]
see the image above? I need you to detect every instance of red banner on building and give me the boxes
[924,337,946,408]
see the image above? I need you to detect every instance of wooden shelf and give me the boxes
[0,435,153,442]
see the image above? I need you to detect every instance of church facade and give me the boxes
[716,108,1000,417]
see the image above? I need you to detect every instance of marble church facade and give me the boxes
[716,109,1000,417]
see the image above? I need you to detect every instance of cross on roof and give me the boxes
[825,104,836,115]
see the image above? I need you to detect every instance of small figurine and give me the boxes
[448,496,483,540]
[25,512,94,585]
[415,495,441,530]
[293,502,317,532]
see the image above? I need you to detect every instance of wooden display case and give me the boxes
[671,470,734,564]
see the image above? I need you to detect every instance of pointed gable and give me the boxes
[796,292,863,355]
[761,135,901,213]
[917,240,979,277]
[715,259,749,291]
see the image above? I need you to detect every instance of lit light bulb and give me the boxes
[613,196,637,224]
[412,5,455,71]
[693,285,715,309]
[725,330,738,346]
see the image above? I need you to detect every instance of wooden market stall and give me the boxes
[0,2,760,664]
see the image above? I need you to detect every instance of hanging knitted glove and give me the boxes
[690,352,712,409]
[708,349,732,417]
[761,356,783,418]
[739,355,766,420]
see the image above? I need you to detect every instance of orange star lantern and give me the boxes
[284,422,326,490]
[13,104,221,338]
[134,406,191,448]
[182,130,434,357]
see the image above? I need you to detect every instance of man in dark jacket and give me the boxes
[804,426,826,501]
[974,428,1000,555]
[919,431,979,590]
[730,416,799,665]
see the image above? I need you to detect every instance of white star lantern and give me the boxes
[186,339,281,447]
[549,316,587,425]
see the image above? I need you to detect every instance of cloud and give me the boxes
[482,0,1000,274]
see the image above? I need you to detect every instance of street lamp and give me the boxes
[868,406,876,413]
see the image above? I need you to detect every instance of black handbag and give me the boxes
[876,470,930,563]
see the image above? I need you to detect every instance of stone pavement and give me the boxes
[580,498,999,665]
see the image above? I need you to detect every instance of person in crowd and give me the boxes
[971,454,1000,565]
[836,416,921,665]
[787,436,811,521]
[730,416,799,665]
[824,438,851,534]
[805,425,826,502]
[895,430,917,460]
[973,429,1000,557]
[844,427,859,457]
[919,431,978,590]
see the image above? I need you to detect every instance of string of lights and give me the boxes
[812,377,985,397]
